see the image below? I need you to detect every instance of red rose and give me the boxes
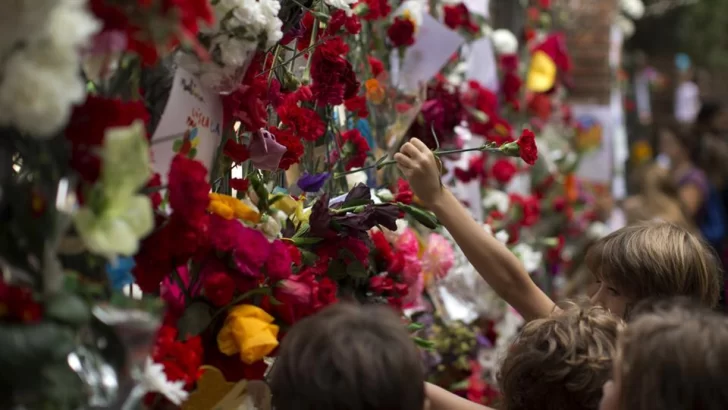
[203,272,236,307]
[492,159,518,184]
[387,17,416,47]
[517,129,539,165]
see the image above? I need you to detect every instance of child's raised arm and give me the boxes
[425,383,493,410]
[394,139,554,321]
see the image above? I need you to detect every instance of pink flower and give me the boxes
[422,234,455,280]
[232,227,272,277]
[277,275,313,305]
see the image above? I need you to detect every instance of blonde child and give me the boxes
[428,300,623,410]
[599,298,728,410]
[395,139,721,319]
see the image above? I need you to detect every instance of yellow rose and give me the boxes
[217,305,280,365]
[209,193,261,223]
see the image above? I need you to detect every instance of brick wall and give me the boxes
[555,0,618,105]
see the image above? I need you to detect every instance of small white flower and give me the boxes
[512,243,543,273]
[398,0,424,27]
[376,188,394,202]
[495,230,510,244]
[620,0,645,19]
[491,29,518,55]
[346,169,369,190]
[587,222,608,240]
[139,357,189,405]
[257,214,282,240]
[617,15,635,37]
[482,190,510,214]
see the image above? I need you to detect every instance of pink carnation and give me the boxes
[265,240,293,281]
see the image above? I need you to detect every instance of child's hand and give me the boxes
[394,138,444,207]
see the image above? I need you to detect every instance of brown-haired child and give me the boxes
[599,297,728,410]
[267,303,425,410]
[428,300,624,410]
[394,139,721,319]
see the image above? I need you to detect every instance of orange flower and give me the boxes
[365,78,386,104]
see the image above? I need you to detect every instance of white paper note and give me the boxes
[391,13,466,93]
[151,66,224,180]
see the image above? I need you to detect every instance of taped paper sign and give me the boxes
[151,66,223,181]
[390,13,465,93]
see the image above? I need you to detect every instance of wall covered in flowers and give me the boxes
[0,0,607,408]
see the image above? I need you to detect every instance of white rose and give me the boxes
[491,29,518,55]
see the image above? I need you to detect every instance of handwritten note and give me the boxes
[151,66,223,180]
[390,13,465,93]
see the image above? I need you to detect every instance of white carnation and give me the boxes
[512,243,543,273]
[346,169,368,190]
[0,0,98,137]
[491,29,519,55]
[620,0,645,19]
[482,189,510,214]
[218,37,258,67]
[325,0,357,16]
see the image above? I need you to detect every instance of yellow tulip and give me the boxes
[217,305,280,365]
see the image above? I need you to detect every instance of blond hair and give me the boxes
[624,164,692,228]
[586,221,721,308]
[497,300,624,410]
[618,299,728,410]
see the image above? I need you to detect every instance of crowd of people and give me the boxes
[259,130,728,410]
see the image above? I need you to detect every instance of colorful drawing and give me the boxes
[174,116,200,157]
[575,115,603,153]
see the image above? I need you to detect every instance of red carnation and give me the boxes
[168,155,210,222]
[344,95,369,118]
[277,102,326,142]
[368,56,385,77]
[387,17,416,47]
[203,272,236,307]
[492,159,518,184]
[358,0,392,21]
[230,178,250,192]
[340,129,370,170]
[310,38,360,105]
[395,178,414,204]
[517,129,539,165]
[271,126,304,170]
[223,140,250,164]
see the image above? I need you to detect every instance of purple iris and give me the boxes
[297,172,329,193]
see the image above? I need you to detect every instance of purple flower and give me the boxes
[297,172,329,193]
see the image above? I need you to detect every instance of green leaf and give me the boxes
[397,203,439,229]
[292,236,323,246]
[413,336,436,350]
[346,261,368,279]
[172,139,183,153]
[292,223,310,239]
[177,302,213,338]
[45,293,91,327]
[407,322,424,332]
[188,147,198,159]
[300,249,318,266]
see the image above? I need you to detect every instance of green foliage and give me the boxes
[678,0,728,68]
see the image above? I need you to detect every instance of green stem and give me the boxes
[302,19,320,84]
[334,144,502,178]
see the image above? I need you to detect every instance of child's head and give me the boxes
[498,300,624,410]
[600,298,728,410]
[586,221,721,317]
[268,303,425,410]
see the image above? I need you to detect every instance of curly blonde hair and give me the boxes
[497,300,624,410]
